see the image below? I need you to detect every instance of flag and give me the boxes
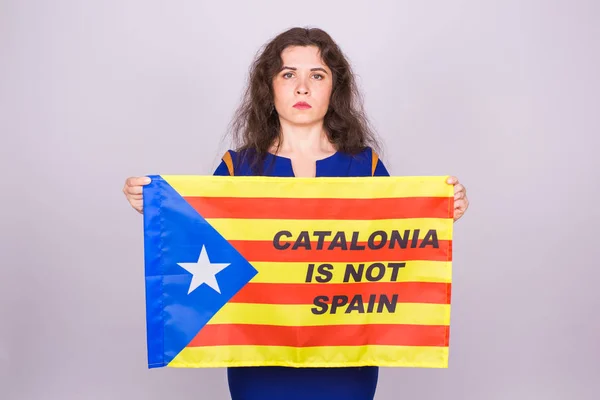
[142,175,454,369]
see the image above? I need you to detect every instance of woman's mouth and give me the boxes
[293,102,312,110]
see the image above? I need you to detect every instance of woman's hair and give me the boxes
[227,27,381,173]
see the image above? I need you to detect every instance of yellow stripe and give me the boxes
[162,175,453,198]
[169,345,448,368]
[207,218,452,242]
[250,260,452,284]
[207,303,450,326]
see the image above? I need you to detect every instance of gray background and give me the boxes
[1,0,598,399]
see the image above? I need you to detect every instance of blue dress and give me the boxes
[212,147,390,400]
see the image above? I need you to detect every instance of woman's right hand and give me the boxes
[123,176,151,214]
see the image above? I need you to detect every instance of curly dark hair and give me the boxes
[227,26,381,173]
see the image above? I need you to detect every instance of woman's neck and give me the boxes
[272,120,336,158]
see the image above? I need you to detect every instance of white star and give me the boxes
[177,245,231,294]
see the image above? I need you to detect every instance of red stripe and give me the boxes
[185,196,452,220]
[230,282,451,305]
[189,324,449,347]
[230,240,452,262]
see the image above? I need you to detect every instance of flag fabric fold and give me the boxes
[142,175,454,369]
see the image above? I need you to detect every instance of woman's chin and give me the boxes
[280,114,325,127]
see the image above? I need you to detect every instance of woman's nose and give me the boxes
[296,77,309,95]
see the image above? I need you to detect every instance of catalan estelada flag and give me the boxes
[142,175,454,369]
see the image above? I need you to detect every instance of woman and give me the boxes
[123,27,469,400]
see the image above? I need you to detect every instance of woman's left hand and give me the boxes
[447,176,469,222]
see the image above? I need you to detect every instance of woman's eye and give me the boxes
[313,74,324,80]
[283,72,293,78]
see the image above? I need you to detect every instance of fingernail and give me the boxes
[144,177,151,183]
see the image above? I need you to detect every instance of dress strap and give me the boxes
[371,149,379,176]
[222,151,234,176]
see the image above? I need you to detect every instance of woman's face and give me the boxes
[272,45,333,127]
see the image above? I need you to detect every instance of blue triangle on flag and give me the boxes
[142,175,258,368]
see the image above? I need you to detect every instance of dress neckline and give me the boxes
[265,151,341,177]
[266,151,339,162]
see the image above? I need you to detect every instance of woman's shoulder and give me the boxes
[352,146,380,161]
[215,148,257,176]
[214,148,239,176]
[344,146,383,172]
[342,146,387,177]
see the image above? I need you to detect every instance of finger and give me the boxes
[126,176,151,187]
[454,199,467,210]
[454,190,465,201]
[454,183,465,194]
[128,194,143,200]
[446,176,458,185]
[126,185,143,195]
[131,199,144,212]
